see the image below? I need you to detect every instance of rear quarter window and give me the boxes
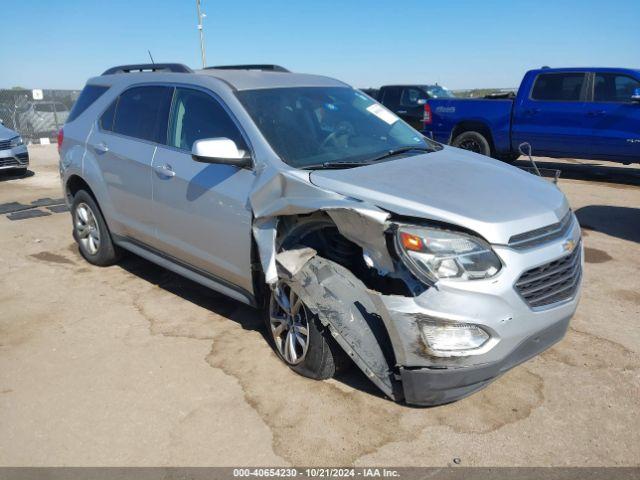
[67,85,109,122]
[99,100,117,131]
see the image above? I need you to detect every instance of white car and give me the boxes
[0,123,29,173]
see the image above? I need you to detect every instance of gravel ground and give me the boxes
[0,145,638,467]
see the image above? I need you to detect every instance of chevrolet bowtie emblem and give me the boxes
[563,239,576,253]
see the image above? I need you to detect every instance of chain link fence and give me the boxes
[0,85,518,143]
[0,89,81,144]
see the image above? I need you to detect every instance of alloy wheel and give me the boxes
[74,202,101,255]
[459,138,482,153]
[269,281,310,365]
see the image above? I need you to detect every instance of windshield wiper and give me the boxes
[368,146,434,163]
[302,146,434,170]
[302,161,373,170]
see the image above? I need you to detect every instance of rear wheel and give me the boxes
[452,131,491,157]
[71,190,120,266]
[266,279,347,379]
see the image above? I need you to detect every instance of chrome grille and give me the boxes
[509,211,574,250]
[515,242,582,308]
[0,139,12,151]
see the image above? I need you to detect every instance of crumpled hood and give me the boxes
[309,146,569,245]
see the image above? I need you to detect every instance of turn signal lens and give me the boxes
[400,232,423,251]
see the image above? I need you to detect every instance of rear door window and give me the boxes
[112,86,173,143]
[531,73,587,101]
[68,85,108,122]
[167,87,245,151]
[594,73,640,102]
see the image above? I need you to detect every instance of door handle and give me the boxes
[587,110,606,116]
[94,142,109,154]
[525,108,541,115]
[154,164,175,178]
[397,110,407,114]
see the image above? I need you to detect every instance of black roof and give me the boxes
[207,64,290,72]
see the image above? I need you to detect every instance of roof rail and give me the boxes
[206,64,290,72]
[102,63,193,75]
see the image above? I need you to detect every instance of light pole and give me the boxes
[196,0,207,68]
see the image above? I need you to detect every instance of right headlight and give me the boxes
[394,225,502,284]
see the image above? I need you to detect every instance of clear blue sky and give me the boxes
[2,0,638,90]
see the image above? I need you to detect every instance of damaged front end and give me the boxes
[249,168,579,406]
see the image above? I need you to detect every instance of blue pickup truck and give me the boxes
[423,67,640,164]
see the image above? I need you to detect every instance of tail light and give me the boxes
[422,103,432,125]
[57,128,64,154]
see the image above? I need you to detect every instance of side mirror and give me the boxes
[191,137,252,168]
[632,87,640,103]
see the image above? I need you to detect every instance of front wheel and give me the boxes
[266,280,347,379]
[452,131,491,157]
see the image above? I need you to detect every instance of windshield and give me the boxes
[237,87,439,168]
[425,86,455,98]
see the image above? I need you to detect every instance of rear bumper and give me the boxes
[399,315,570,406]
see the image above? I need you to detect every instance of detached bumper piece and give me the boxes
[399,317,570,406]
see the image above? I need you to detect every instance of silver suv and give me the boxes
[59,63,582,406]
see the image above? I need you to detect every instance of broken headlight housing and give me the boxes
[394,225,502,284]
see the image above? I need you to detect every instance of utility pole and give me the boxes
[196,0,207,68]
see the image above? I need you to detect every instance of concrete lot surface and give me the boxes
[0,145,638,466]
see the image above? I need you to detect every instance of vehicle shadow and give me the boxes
[575,205,640,244]
[512,158,640,187]
[0,169,34,182]
[116,254,385,399]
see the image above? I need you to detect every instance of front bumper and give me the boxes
[399,315,570,406]
[374,218,582,405]
[0,144,29,170]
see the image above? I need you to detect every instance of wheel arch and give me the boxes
[252,212,404,400]
[451,120,496,155]
[65,174,96,204]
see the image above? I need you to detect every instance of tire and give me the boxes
[452,131,492,157]
[71,190,120,266]
[265,279,348,380]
